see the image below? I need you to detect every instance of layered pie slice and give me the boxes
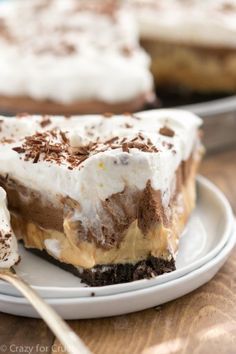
[0,110,202,286]
[0,0,154,115]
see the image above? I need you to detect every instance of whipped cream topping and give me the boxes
[130,0,236,48]
[0,110,202,225]
[0,0,152,104]
[0,187,19,268]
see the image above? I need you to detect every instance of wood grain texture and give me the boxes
[0,149,236,354]
[0,313,54,351]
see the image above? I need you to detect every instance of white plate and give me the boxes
[0,225,235,319]
[0,176,233,298]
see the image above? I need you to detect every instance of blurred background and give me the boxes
[0,0,236,151]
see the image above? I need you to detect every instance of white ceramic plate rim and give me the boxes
[0,175,233,298]
[0,223,235,306]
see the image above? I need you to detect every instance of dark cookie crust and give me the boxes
[80,256,175,286]
[26,245,175,287]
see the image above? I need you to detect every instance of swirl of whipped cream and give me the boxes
[0,187,19,268]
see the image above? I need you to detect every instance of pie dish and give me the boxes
[0,110,202,286]
[130,0,236,93]
[0,0,154,115]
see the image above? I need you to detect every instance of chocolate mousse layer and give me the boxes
[0,92,156,116]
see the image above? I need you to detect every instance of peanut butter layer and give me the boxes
[142,39,236,92]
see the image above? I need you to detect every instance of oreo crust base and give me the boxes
[27,246,176,287]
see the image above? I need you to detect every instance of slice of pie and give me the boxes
[0,110,202,286]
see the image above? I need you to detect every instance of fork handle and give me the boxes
[0,269,91,354]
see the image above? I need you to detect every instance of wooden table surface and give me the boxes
[0,148,236,354]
